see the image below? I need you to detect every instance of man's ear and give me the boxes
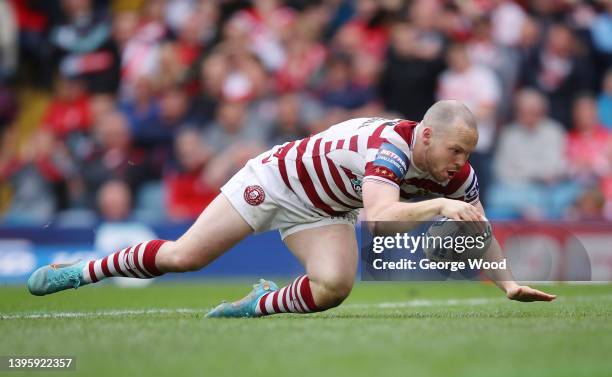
[422,127,433,145]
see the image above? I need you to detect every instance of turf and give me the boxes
[1,281,611,377]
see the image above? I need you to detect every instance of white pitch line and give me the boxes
[0,308,208,320]
[345,293,612,309]
[0,298,497,320]
[2,294,612,320]
[343,297,502,309]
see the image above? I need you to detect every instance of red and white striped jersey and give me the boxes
[261,117,480,216]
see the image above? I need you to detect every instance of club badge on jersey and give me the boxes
[244,185,265,206]
[350,178,362,194]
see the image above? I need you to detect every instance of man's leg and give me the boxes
[155,194,253,273]
[254,223,358,315]
[28,194,253,295]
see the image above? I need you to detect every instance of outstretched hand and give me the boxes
[506,285,557,302]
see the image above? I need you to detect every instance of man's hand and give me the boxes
[438,198,483,222]
[505,285,557,302]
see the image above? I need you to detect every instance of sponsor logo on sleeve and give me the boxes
[373,142,409,179]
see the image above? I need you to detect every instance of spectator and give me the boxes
[515,16,543,70]
[125,84,193,179]
[94,178,158,287]
[333,0,389,60]
[488,89,580,219]
[190,53,225,126]
[567,94,612,183]
[49,0,119,93]
[319,53,377,111]
[490,0,527,48]
[408,0,445,52]
[135,85,191,147]
[119,76,160,142]
[267,92,309,147]
[165,0,219,45]
[437,42,501,199]
[220,46,268,102]
[11,0,54,88]
[111,11,139,52]
[519,23,593,129]
[435,2,470,41]
[203,100,267,186]
[72,92,116,162]
[171,12,208,73]
[466,16,520,122]
[41,76,92,138]
[156,43,187,93]
[157,3,220,93]
[274,9,327,93]
[0,131,75,224]
[164,128,216,221]
[380,21,445,121]
[89,93,116,124]
[79,111,152,207]
[566,186,606,221]
[96,179,132,222]
[204,100,266,153]
[119,0,170,99]
[192,45,267,107]
[223,0,295,72]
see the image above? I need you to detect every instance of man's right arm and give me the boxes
[362,180,483,234]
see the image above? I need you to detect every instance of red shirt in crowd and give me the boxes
[567,126,612,177]
[41,95,92,137]
[165,170,217,221]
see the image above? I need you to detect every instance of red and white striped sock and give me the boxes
[82,240,166,283]
[255,275,318,315]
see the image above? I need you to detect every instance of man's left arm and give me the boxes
[473,201,557,302]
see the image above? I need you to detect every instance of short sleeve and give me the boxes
[364,142,410,187]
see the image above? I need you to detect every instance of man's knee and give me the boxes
[310,274,354,310]
[157,241,207,272]
[171,253,205,272]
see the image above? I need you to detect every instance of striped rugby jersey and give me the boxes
[261,117,480,216]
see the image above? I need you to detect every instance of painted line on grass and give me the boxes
[0,308,208,320]
[344,293,612,309]
[344,297,501,309]
[2,294,612,320]
[1,299,498,320]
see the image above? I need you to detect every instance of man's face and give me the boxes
[573,98,597,131]
[516,95,546,129]
[424,124,478,182]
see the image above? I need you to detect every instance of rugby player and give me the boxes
[27,100,556,317]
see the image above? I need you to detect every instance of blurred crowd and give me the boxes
[0,0,611,226]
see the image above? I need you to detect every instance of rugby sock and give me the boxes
[256,275,318,315]
[82,240,166,283]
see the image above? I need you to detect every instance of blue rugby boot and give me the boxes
[206,279,278,318]
[27,261,89,296]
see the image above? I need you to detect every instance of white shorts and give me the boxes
[221,152,359,240]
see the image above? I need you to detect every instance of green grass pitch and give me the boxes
[1,281,611,377]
